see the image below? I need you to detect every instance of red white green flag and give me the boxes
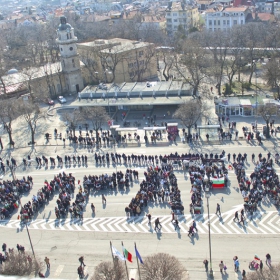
[212,178,225,188]
[123,247,133,262]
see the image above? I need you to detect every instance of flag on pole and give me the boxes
[123,247,133,263]
[211,178,225,188]
[112,246,125,261]
[135,247,143,264]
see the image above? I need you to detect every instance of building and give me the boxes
[205,6,251,31]
[165,2,200,36]
[77,38,158,84]
[56,16,84,93]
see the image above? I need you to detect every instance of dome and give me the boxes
[7,69,18,74]
[58,16,72,31]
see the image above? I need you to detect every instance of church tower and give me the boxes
[56,16,84,94]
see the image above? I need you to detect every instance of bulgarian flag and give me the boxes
[123,247,133,263]
[212,178,225,188]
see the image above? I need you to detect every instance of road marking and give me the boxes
[54,264,64,277]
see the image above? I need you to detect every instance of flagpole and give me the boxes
[122,241,129,280]
[110,241,115,264]
[135,242,141,280]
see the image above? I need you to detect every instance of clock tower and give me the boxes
[56,16,84,94]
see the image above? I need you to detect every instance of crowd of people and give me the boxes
[125,164,184,217]
[0,177,33,220]
[232,152,280,217]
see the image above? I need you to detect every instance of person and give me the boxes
[219,261,224,273]
[173,219,180,230]
[91,203,95,213]
[79,256,86,267]
[154,218,161,231]
[77,265,84,279]
[266,253,271,267]
[242,269,246,279]
[146,213,151,224]
[102,194,106,204]
[235,258,239,272]
[44,257,50,269]
[216,203,221,216]
[39,271,45,278]
[260,260,263,272]
[2,243,6,252]
[203,259,208,272]
[192,220,198,233]
[188,225,193,237]
[171,211,175,222]
[234,211,239,222]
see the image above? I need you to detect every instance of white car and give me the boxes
[58,96,67,104]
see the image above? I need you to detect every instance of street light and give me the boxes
[205,187,214,278]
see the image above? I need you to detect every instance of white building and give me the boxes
[56,16,84,94]
[165,2,200,35]
[205,6,251,31]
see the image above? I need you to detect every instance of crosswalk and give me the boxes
[1,211,280,235]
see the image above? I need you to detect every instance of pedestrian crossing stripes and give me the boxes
[1,211,279,235]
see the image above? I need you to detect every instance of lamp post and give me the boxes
[205,187,214,278]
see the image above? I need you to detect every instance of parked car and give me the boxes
[98,83,108,90]
[45,98,55,105]
[58,96,67,104]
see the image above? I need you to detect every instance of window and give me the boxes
[217,20,220,25]
[223,20,226,25]
[69,33,72,39]
[209,20,212,25]
[167,19,172,22]
[128,63,133,68]
[63,60,65,68]
[227,20,230,25]
[233,20,237,25]
[67,34,69,39]
[214,20,216,25]
[173,13,177,16]
[139,60,144,66]
[241,20,243,24]
[139,50,144,56]
[167,12,170,16]
[69,47,73,51]
[174,19,178,22]
[129,71,134,77]
[60,48,63,51]
[72,58,75,67]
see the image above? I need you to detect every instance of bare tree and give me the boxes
[258,103,278,138]
[0,251,43,276]
[173,99,206,135]
[92,259,126,280]
[247,262,280,280]
[80,106,109,140]
[140,253,188,280]
[17,101,44,144]
[175,38,210,97]
[0,99,19,145]
[263,58,280,94]
[62,109,83,137]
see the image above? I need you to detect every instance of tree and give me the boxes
[173,99,206,135]
[0,99,19,145]
[175,38,210,97]
[80,106,109,141]
[62,109,83,137]
[0,251,43,276]
[140,253,188,280]
[258,103,278,138]
[247,262,280,280]
[17,101,44,144]
[263,58,280,90]
[92,260,126,280]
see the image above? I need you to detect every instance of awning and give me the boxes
[143,127,166,131]
[116,127,138,131]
